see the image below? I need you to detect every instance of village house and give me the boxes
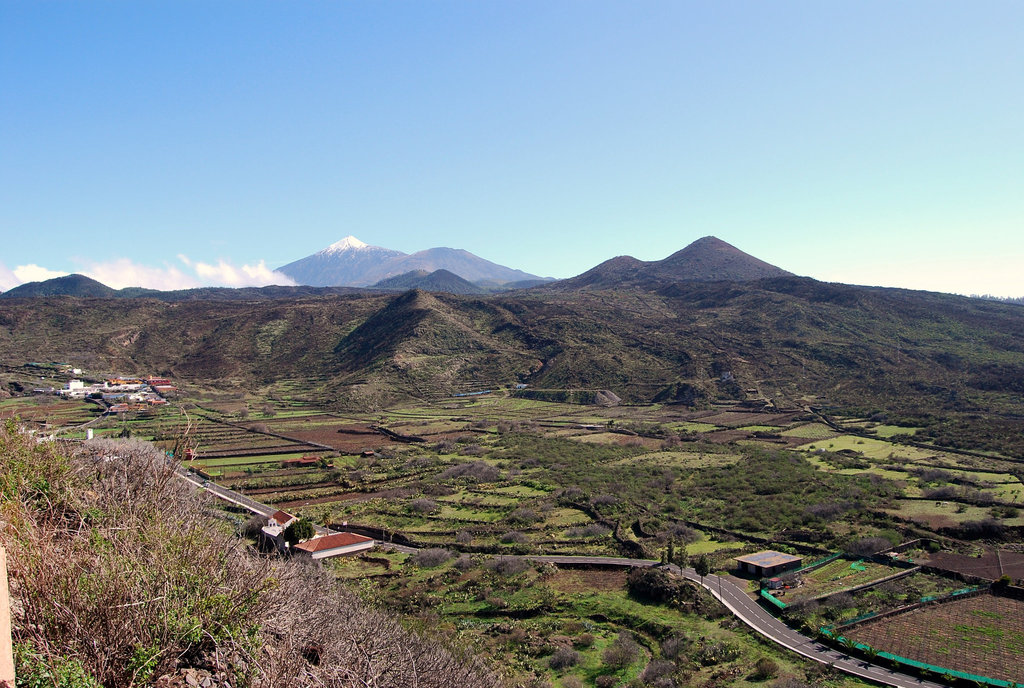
[734,550,803,578]
[281,456,321,468]
[260,510,298,551]
[293,532,375,560]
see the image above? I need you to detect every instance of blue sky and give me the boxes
[2,1,1022,295]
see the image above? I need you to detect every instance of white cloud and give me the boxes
[13,264,69,284]
[0,263,19,292]
[81,258,201,291]
[189,257,296,287]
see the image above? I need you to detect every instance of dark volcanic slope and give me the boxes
[2,274,116,299]
[548,236,792,291]
[2,278,1024,422]
[372,269,486,294]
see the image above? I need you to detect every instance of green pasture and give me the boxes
[888,500,1024,527]
[685,537,746,556]
[489,484,551,497]
[670,421,720,433]
[780,423,837,439]
[437,504,505,523]
[541,507,591,527]
[436,490,520,507]
[796,435,938,462]
[612,450,741,469]
[196,451,319,468]
[871,425,921,438]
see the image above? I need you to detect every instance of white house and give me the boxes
[261,510,298,546]
[293,532,375,560]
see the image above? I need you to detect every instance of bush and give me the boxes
[561,677,583,688]
[500,531,529,544]
[602,632,640,670]
[0,425,497,688]
[410,548,452,568]
[751,657,779,680]
[641,660,676,684]
[694,640,739,666]
[487,557,531,576]
[660,635,688,659]
[845,536,893,556]
[574,633,595,649]
[283,518,316,545]
[627,567,684,604]
[410,498,440,514]
[565,523,611,539]
[456,530,473,544]
[438,461,501,482]
[595,675,617,688]
[548,647,581,670]
[507,507,540,524]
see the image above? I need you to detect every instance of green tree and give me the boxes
[694,554,711,586]
[283,518,316,546]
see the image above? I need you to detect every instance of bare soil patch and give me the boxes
[921,549,1024,582]
[846,593,1024,683]
[547,569,627,594]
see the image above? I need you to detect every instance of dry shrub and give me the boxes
[500,531,529,544]
[0,422,498,688]
[437,461,501,482]
[487,556,531,576]
[410,548,452,568]
[548,647,580,670]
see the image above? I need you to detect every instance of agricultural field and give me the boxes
[11,384,1024,687]
[335,550,867,688]
[844,593,1024,684]
[783,558,906,603]
[781,570,970,630]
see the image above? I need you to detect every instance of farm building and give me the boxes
[281,456,321,468]
[293,532,375,560]
[261,511,299,551]
[268,510,296,529]
[735,551,803,578]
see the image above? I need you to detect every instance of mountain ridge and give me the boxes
[276,236,547,288]
[548,236,792,291]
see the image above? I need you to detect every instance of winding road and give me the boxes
[180,471,948,688]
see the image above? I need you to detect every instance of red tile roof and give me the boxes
[270,510,295,525]
[294,532,374,553]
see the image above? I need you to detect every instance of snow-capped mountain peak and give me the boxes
[321,236,369,254]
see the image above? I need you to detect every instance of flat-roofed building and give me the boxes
[734,550,803,578]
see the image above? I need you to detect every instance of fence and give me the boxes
[814,586,1022,688]
[819,626,1017,688]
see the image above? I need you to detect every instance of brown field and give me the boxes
[921,549,1024,583]
[845,593,1024,683]
[547,569,628,594]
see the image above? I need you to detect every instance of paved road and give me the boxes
[186,479,947,688]
[504,555,947,688]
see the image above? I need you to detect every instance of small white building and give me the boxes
[59,380,87,398]
[261,510,298,546]
[293,532,375,560]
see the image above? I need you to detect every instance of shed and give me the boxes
[734,550,803,578]
[293,532,375,560]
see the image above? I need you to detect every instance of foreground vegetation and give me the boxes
[0,420,496,688]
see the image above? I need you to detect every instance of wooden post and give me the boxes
[0,546,14,687]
